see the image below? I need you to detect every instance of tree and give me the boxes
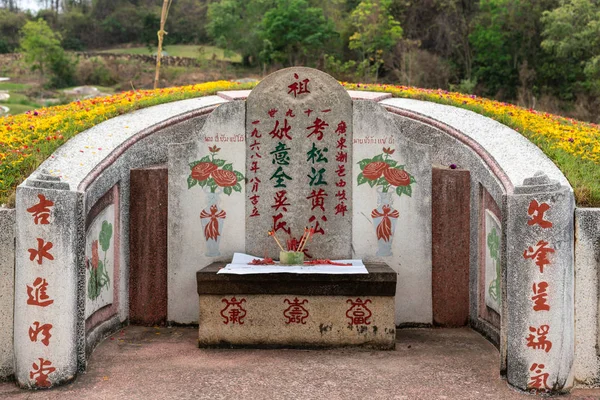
[259,0,337,67]
[207,0,275,65]
[0,9,28,53]
[154,0,173,89]
[541,0,600,94]
[19,19,62,80]
[348,0,403,80]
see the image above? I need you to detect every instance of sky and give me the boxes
[18,0,42,11]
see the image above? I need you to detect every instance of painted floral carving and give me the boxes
[86,220,112,300]
[200,204,227,241]
[357,147,416,198]
[188,145,245,257]
[191,162,218,181]
[371,205,400,242]
[188,145,244,196]
[487,227,501,304]
[357,147,416,256]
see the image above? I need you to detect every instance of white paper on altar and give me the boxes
[217,253,368,274]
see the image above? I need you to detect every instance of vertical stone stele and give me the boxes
[245,67,352,259]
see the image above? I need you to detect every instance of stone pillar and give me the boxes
[0,207,15,380]
[506,172,574,392]
[14,172,83,388]
[431,167,470,326]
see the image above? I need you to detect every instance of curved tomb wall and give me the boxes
[10,67,578,393]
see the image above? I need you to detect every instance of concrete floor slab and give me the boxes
[1,326,596,399]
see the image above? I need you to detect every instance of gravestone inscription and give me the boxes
[245,68,352,259]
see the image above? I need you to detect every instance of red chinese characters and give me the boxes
[220,297,247,325]
[526,325,552,353]
[528,363,550,390]
[27,194,54,225]
[28,238,54,265]
[527,200,553,229]
[29,322,53,346]
[283,298,309,324]
[288,73,310,97]
[27,277,54,307]
[248,120,263,217]
[346,298,372,326]
[531,282,550,311]
[306,117,329,141]
[523,240,555,273]
[30,358,56,388]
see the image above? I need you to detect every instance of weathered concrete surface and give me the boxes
[573,208,600,385]
[0,207,15,381]
[199,295,395,349]
[0,326,539,399]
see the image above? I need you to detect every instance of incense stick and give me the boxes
[268,230,285,251]
[299,227,314,252]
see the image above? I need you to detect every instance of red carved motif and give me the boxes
[30,358,56,388]
[27,194,54,225]
[527,200,553,229]
[27,277,54,307]
[523,240,555,273]
[346,298,372,325]
[288,74,310,97]
[528,363,550,390]
[200,205,226,240]
[532,282,550,311]
[28,238,54,265]
[220,297,247,325]
[526,325,552,353]
[28,322,53,346]
[371,206,399,242]
[306,117,329,141]
[283,298,309,324]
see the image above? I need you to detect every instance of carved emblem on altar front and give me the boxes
[220,297,247,325]
[283,298,309,324]
[346,298,372,326]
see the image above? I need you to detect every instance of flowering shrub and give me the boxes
[1,80,598,206]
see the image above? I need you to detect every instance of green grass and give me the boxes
[3,103,36,115]
[99,45,242,63]
[0,82,32,91]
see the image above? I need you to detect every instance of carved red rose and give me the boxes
[191,162,218,181]
[212,169,238,187]
[383,167,411,186]
[363,161,389,180]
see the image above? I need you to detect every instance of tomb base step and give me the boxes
[197,263,397,350]
[199,295,395,349]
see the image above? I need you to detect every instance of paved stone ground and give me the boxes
[1,326,599,399]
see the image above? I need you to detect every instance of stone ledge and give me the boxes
[197,262,397,296]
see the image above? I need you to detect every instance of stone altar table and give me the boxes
[196,262,396,349]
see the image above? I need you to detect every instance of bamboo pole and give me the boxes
[154,0,173,90]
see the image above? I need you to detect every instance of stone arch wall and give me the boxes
[11,73,575,392]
